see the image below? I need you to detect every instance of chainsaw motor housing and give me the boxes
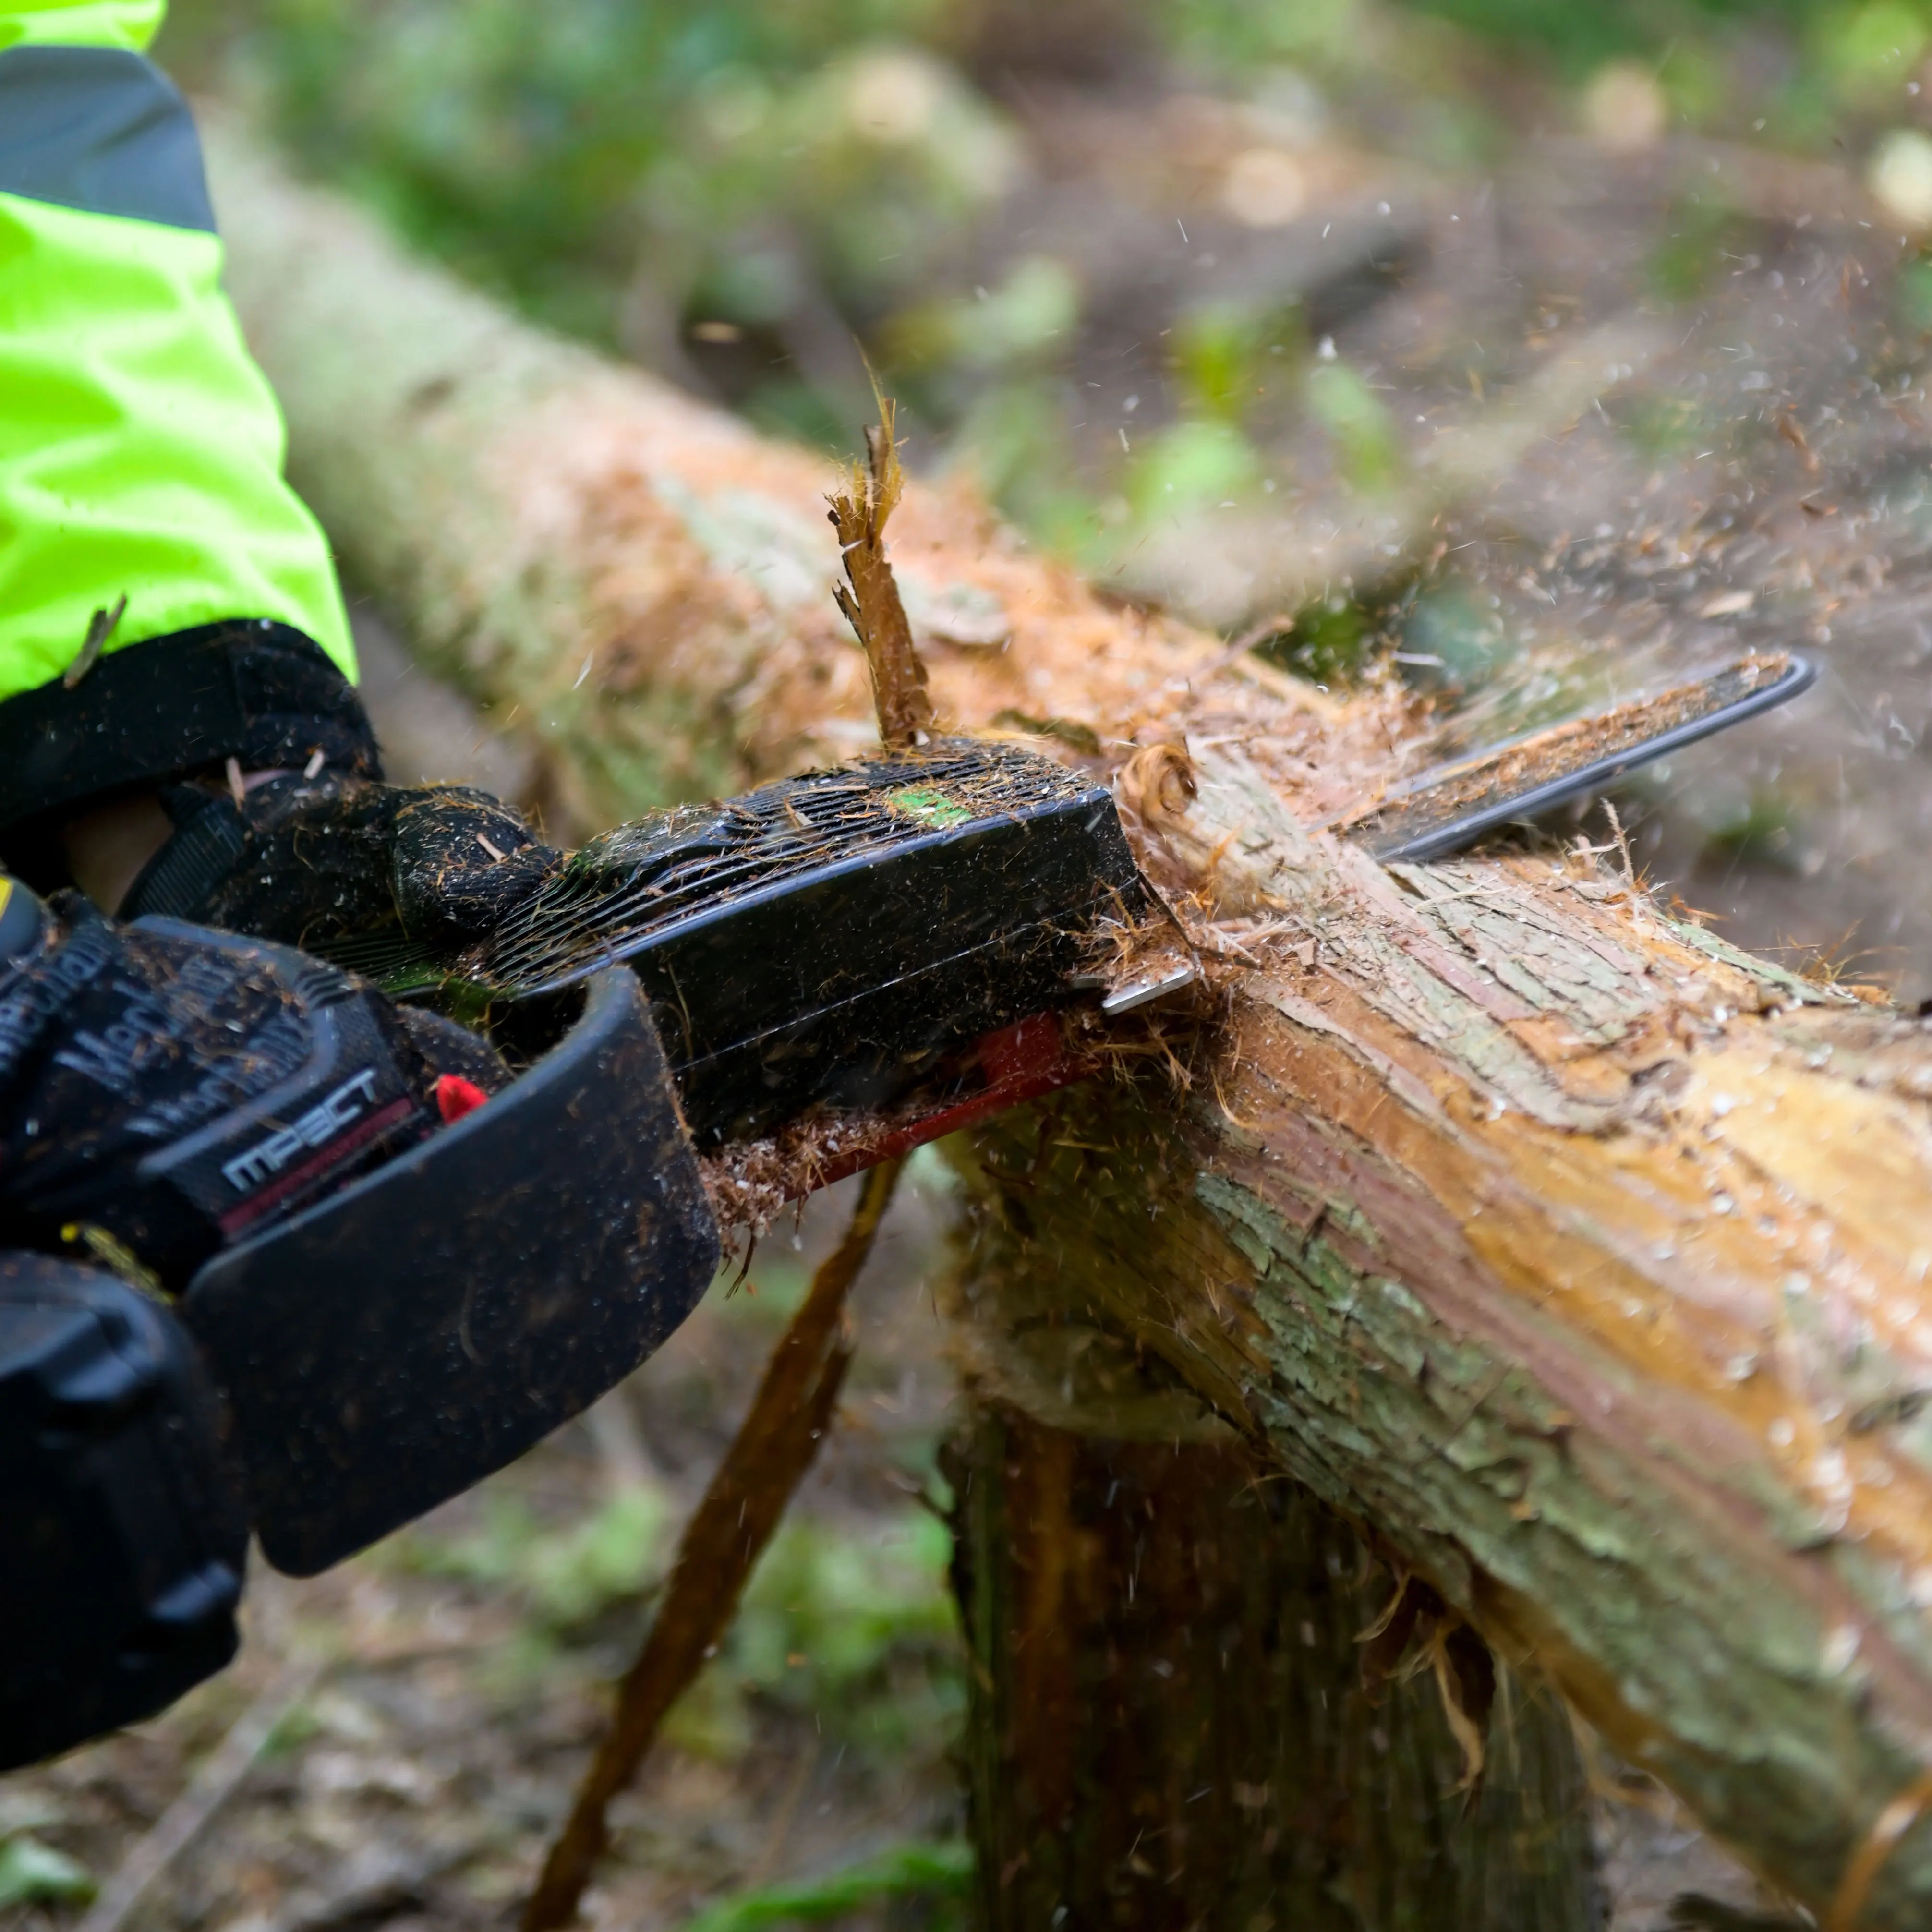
[365,740,1151,1146]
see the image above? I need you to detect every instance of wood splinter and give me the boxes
[829,391,932,752]
[522,1158,905,1932]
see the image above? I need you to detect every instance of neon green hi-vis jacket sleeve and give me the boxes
[0,0,354,708]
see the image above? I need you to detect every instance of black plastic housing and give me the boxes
[0,1255,245,1770]
[434,742,1147,1145]
[181,969,718,1576]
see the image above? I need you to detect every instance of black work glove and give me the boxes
[0,615,555,966]
[119,773,561,968]
[0,879,507,1292]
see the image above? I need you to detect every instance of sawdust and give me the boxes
[1118,737,1199,833]
[695,893,1213,1239]
[702,1112,928,1236]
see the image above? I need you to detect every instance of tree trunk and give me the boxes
[946,1405,1598,1932]
[206,116,1932,1926]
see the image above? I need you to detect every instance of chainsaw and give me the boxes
[0,644,1810,1768]
[204,643,1812,1558]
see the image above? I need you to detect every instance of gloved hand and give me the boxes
[117,772,561,967]
[1,1251,247,1772]
[0,877,506,1292]
[0,873,515,1770]
[0,616,555,965]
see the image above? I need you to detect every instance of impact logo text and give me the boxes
[222,1070,381,1193]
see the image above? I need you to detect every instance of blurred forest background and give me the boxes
[9,1,1932,1928]
[160,0,1932,1001]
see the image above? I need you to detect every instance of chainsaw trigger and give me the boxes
[434,1073,489,1123]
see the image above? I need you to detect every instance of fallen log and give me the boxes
[205,115,1932,1926]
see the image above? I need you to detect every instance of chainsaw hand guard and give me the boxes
[181,966,719,1575]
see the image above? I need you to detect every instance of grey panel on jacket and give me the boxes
[0,44,215,233]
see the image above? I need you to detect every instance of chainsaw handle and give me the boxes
[181,966,720,1575]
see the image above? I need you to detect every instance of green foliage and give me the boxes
[938,378,1115,562]
[208,0,1008,351]
[0,1836,96,1910]
[1146,0,1892,90]
[1645,198,1761,304]
[1127,419,1266,517]
[710,1510,964,1760]
[1698,786,1805,868]
[1172,304,1271,423]
[1252,576,1511,691]
[1372,0,1667,75]
[680,1838,973,1932]
[389,1477,962,1764]
[394,1484,674,1632]
[1382,0,1884,80]
[1400,585,1514,690]
[1148,0,1932,145]
[261,1697,327,1760]
[1154,0,1382,77]
[1256,597,1373,683]
[1306,362,1403,494]
[743,378,864,458]
[1898,256,1932,331]
[1816,0,1931,100]
[888,257,1081,377]
[1618,390,1709,461]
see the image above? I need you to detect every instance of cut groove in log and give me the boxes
[205,117,1932,1925]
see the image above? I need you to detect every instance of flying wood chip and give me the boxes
[829,393,933,751]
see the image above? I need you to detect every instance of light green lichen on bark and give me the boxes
[1180,1154,1932,1921]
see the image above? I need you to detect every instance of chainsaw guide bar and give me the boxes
[1335,650,1815,861]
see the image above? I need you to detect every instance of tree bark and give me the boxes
[207,116,1932,1926]
[945,1406,1599,1932]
